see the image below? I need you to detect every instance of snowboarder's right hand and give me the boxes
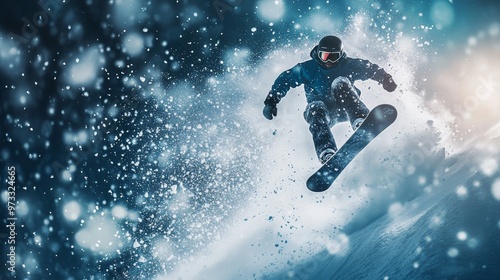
[263,104,278,120]
[263,91,281,120]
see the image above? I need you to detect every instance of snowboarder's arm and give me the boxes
[350,59,397,92]
[349,58,387,82]
[263,64,305,120]
[269,63,305,99]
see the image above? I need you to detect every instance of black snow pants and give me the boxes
[303,77,370,161]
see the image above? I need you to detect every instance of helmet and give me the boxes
[317,35,343,65]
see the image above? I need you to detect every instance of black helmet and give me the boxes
[317,35,343,64]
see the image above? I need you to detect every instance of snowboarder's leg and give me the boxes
[304,101,337,163]
[331,77,370,129]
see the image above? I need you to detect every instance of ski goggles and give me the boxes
[318,51,342,63]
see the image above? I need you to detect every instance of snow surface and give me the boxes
[270,126,500,279]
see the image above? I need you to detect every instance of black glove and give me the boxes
[263,91,281,120]
[382,73,397,92]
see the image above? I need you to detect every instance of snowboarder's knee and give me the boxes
[304,101,330,124]
[331,76,353,91]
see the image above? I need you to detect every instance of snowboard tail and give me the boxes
[306,104,397,192]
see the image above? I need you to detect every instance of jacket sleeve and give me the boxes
[349,58,388,83]
[270,63,305,99]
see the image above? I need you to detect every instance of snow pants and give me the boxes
[303,77,370,161]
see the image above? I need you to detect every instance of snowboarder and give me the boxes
[263,35,398,164]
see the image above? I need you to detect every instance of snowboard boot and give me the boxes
[352,117,365,130]
[319,148,337,164]
[331,76,370,129]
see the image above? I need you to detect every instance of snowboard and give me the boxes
[306,104,397,192]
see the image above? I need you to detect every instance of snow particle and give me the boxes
[492,178,500,201]
[418,176,426,185]
[256,0,285,22]
[430,215,443,227]
[326,233,349,255]
[447,247,459,258]
[388,202,403,217]
[416,246,423,254]
[413,262,419,269]
[75,216,121,255]
[480,158,498,176]
[62,170,72,182]
[467,238,479,249]
[457,231,467,241]
[430,1,454,29]
[468,37,477,46]
[456,185,468,199]
[112,205,128,219]
[34,234,42,246]
[17,200,29,216]
[63,201,82,221]
[123,32,144,56]
[489,23,500,37]
[1,191,7,203]
[64,130,88,145]
[68,48,102,86]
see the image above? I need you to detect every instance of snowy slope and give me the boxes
[270,125,500,280]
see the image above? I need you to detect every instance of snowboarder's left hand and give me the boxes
[382,74,397,92]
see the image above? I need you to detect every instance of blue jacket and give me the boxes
[271,46,388,108]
